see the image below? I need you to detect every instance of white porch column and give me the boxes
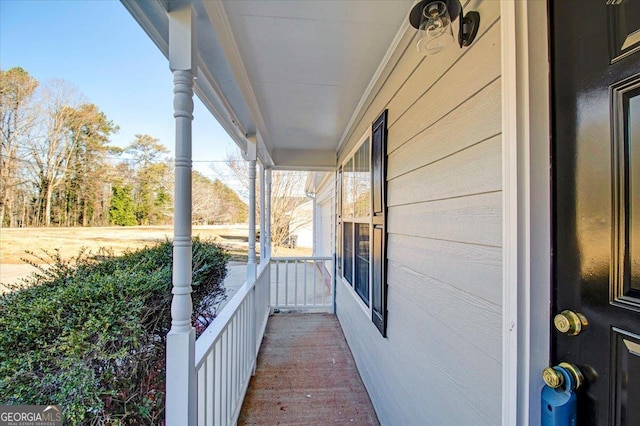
[265,168,272,259]
[246,137,257,281]
[259,163,266,261]
[166,5,197,425]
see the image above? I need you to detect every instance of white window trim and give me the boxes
[340,129,375,319]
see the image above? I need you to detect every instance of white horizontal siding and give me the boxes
[388,234,502,306]
[388,135,502,207]
[386,20,501,147]
[335,0,502,424]
[389,191,502,247]
[338,282,501,426]
[387,77,502,180]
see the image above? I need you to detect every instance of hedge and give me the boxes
[0,238,228,424]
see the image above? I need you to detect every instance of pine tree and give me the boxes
[109,185,137,226]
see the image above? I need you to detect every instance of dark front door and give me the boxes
[552,0,640,424]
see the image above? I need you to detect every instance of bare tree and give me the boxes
[25,80,85,226]
[214,152,311,248]
[0,67,38,227]
[269,172,312,249]
[192,170,247,225]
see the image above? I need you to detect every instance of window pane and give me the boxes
[354,140,370,217]
[351,152,357,217]
[354,146,361,216]
[343,158,354,218]
[355,223,370,305]
[343,222,353,285]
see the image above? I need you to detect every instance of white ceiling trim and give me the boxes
[121,0,255,159]
[201,1,272,162]
[272,148,336,171]
[194,63,249,154]
[121,0,169,61]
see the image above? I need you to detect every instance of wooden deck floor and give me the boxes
[238,313,380,425]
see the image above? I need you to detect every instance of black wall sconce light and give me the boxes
[409,0,480,55]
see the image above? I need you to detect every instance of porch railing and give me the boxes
[194,259,270,425]
[192,255,335,425]
[271,256,334,312]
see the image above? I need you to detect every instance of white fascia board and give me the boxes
[316,172,334,191]
[120,0,169,60]
[200,1,273,160]
[304,173,316,194]
[120,0,252,157]
[194,64,249,155]
[304,171,333,194]
[257,132,274,168]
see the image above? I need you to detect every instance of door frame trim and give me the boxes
[501,1,551,424]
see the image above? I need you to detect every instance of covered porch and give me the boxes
[195,253,376,425]
[120,0,415,422]
[239,313,378,425]
[120,0,554,424]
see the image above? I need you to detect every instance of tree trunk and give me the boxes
[0,200,5,228]
[44,183,53,226]
[7,193,16,227]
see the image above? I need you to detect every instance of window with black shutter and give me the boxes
[338,109,388,337]
[371,110,387,336]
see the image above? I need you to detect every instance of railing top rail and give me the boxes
[271,256,333,261]
[194,258,271,367]
[195,281,249,367]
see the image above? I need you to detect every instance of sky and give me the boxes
[0,0,237,178]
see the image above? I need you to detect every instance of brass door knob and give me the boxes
[558,362,583,389]
[554,310,588,336]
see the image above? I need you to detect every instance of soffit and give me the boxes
[122,0,413,168]
[220,0,412,159]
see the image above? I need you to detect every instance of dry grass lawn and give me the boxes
[0,225,248,264]
[0,225,246,289]
[0,225,310,289]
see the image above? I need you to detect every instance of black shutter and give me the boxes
[371,110,387,336]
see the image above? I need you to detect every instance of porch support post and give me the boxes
[166,4,197,425]
[259,163,266,262]
[246,136,257,281]
[265,167,272,259]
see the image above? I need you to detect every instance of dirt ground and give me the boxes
[0,225,310,289]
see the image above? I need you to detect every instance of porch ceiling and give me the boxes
[121,0,413,169]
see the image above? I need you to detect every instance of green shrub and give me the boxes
[0,238,229,424]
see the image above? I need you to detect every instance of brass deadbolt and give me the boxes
[554,310,588,336]
[542,367,564,388]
